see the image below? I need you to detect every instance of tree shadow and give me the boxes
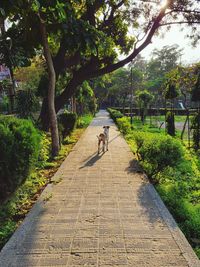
[125,159,143,173]
[125,159,177,229]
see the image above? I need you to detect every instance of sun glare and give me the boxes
[160,0,168,9]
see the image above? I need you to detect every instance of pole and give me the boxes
[130,67,133,124]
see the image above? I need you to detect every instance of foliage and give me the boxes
[127,131,183,178]
[77,114,93,129]
[37,132,51,166]
[123,122,200,258]
[166,111,175,136]
[2,0,200,127]
[107,108,123,123]
[16,90,40,119]
[0,116,41,200]
[76,81,97,115]
[165,80,179,100]
[136,90,154,123]
[0,115,90,250]
[107,68,131,108]
[58,111,77,141]
[191,71,200,102]
[191,113,200,150]
[116,117,131,135]
[0,95,9,113]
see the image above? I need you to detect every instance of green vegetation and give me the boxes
[58,112,77,141]
[0,116,41,200]
[0,114,92,250]
[77,114,93,128]
[107,108,123,123]
[108,108,200,258]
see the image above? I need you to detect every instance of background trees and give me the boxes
[1,0,200,155]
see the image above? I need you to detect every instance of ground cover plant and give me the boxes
[0,114,93,250]
[108,108,200,258]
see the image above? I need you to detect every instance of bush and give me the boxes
[116,117,131,135]
[58,111,77,140]
[0,116,41,200]
[16,90,40,119]
[107,108,123,122]
[126,128,200,258]
[77,114,93,128]
[130,131,183,178]
[37,132,51,167]
[191,113,200,150]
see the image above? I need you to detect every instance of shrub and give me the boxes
[116,117,131,135]
[0,116,41,200]
[77,114,93,128]
[131,131,183,178]
[58,111,77,140]
[16,90,40,119]
[107,108,123,122]
[37,132,51,166]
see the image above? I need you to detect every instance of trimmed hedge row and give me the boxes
[107,108,123,123]
[127,131,183,178]
[0,116,41,200]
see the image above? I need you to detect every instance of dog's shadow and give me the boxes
[79,152,104,169]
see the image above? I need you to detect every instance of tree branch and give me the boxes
[160,21,200,26]
[88,3,169,78]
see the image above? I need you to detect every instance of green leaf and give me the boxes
[31,0,40,12]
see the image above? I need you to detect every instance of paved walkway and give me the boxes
[0,110,199,267]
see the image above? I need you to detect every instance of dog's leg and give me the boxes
[98,140,101,154]
[103,140,106,152]
[106,139,108,151]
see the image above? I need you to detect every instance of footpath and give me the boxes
[0,110,199,266]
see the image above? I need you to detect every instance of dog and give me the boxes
[97,126,110,154]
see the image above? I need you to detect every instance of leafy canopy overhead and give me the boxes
[1,0,200,117]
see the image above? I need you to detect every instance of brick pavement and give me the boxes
[0,110,199,267]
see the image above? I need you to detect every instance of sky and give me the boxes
[139,26,200,65]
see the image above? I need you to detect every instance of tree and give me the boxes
[1,0,200,131]
[165,65,198,139]
[191,70,200,150]
[107,68,130,111]
[76,81,97,115]
[136,89,154,123]
[164,77,180,136]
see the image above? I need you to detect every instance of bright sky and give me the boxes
[140,26,200,65]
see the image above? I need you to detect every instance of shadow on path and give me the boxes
[79,152,104,169]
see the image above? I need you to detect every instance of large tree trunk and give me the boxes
[39,74,85,130]
[39,16,60,157]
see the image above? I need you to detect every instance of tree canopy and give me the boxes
[1,0,200,128]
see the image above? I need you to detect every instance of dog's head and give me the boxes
[103,126,110,129]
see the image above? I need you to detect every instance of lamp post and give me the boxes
[5,37,15,113]
[130,66,133,124]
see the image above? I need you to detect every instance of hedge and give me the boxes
[0,116,41,201]
[58,112,77,141]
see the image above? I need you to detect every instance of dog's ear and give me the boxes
[107,126,110,129]
[103,126,105,128]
